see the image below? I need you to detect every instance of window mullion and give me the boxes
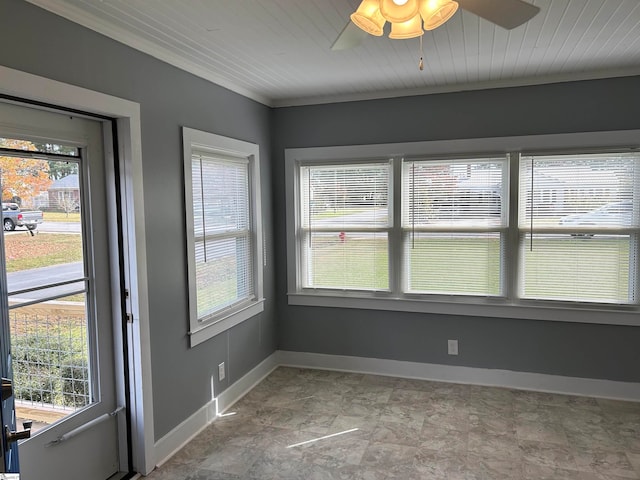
[296,164,309,290]
[390,156,403,295]
[506,152,520,301]
[630,232,639,303]
[631,165,640,303]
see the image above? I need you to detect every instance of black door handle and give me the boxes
[4,425,30,450]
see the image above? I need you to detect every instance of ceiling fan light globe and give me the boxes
[392,0,410,5]
[389,14,424,39]
[351,12,386,36]
[420,0,459,31]
[351,0,386,36]
[380,0,419,23]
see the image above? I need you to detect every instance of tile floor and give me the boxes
[147,367,640,479]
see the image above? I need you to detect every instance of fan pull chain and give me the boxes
[418,35,424,71]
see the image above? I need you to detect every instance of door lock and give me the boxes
[4,422,31,450]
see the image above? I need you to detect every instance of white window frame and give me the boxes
[285,131,640,327]
[298,159,393,292]
[516,152,640,304]
[183,127,264,347]
[401,156,509,297]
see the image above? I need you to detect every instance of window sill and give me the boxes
[287,292,640,327]
[189,298,265,347]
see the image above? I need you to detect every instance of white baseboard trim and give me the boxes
[153,352,279,468]
[216,355,280,414]
[277,350,640,402]
[152,349,640,470]
[153,397,217,469]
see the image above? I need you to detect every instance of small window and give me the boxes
[183,128,264,346]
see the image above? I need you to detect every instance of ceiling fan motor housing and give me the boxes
[380,0,419,23]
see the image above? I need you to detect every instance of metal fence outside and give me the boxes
[9,303,91,412]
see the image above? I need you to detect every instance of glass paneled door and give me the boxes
[0,101,126,479]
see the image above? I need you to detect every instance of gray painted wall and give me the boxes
[272,77,640,383]
[0,0,277,440]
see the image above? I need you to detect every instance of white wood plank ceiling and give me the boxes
[26,0,640,107]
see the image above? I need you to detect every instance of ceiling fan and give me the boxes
[332,0,541,51]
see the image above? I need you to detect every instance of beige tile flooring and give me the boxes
[147,367,640,479]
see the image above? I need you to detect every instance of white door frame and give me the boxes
[0,65,155,475]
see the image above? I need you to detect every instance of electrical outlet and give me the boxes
[448,339,459,355]
[218,362,226,381]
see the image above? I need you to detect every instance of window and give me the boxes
[519,153,639,304]
[285,133,640,326]
[403,158,506,296]
[300,162,391,291]
[183,128,263,346]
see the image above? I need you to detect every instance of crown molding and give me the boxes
[25,0,273,107]
[272,67,640,107]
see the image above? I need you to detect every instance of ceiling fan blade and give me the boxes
[457,0,540,30]
[331,21,368,51]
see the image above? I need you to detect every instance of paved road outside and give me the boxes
[7,262,84,301]
[37,221,80,234]
[4,221,80,235]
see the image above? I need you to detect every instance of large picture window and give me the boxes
[285,134,640,325]
[183,128,263,346]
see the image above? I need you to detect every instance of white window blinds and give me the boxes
[519,153,640,303]
[300,162,391,291]
[192,152,253,320]
[402,158,507,296]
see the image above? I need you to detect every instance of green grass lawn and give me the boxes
[307,236,630,303]
[43,212,81,222]
[312,208,366,219]
[4,233,83,272]
[407,236,501,295]
[196,254,240,317]
[522,236,629,302]
[309,236,389,290]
